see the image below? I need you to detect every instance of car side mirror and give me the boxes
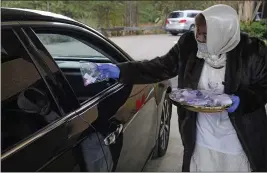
[17,88,51,115]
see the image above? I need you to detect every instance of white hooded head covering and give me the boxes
[195,4,240,68]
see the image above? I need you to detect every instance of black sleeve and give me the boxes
[235,38,267,114]
[117,32,190,84]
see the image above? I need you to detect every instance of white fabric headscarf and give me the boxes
[195,4,241,68]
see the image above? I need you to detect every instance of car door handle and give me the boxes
[104,124,123,146]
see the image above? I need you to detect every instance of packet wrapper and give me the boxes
[80,61,108,86]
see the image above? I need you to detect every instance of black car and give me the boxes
[1,8,173,172]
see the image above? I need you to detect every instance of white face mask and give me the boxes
[197,41,208,54]
[196,41,227,68]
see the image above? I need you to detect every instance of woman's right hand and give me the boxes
[97,63,120,79]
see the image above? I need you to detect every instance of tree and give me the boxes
[1,0,242,28]
[238,1,263,22]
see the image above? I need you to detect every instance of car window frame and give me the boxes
[35,33,112,62]
[1,22,127,162]
[188,12,201,18]
[22,22,128,105]
[26,21,130,63]
[21,26,81,111]
[193,13,198,18]
[1,25,69,157]
[169,11,184,18]
[2,25,65,118]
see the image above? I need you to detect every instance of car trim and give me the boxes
[2,20,134,62]
[75,83,125,116]
[19,28,65,114]
[1,21,21,26]
[1,111,76,160]
[25,27,122,109]
[19,21,133,62]
[1,82,125,160]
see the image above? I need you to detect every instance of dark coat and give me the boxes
[117,31,267,172]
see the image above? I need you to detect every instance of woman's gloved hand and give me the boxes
[97,63,120,79]
[227,95,240,113]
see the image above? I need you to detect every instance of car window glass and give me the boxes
[37,34,105,59]
[35,32,116,104]
[1,29,62,152]
[168,12,184,18]
[187,13,198,18]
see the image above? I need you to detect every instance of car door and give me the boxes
[19,26,113,172]
[26,22,159,171]
[1,23,110,172]
[114,84,159,171]
[1,25,76,172]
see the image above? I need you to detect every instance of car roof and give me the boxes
[171,10,202,13]
[1,7,98,32]
[2,8,76,22]
[1,7,108,40]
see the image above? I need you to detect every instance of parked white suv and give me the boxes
[165,10,202,36]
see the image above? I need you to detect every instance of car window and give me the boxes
[35,31,117,104]
[187,12,198,18]
[168,12,184,18]
[37,33,105,59]
[1,29,63,152]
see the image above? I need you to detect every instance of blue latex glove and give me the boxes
[97,63,120,79]
[227,95,240,113]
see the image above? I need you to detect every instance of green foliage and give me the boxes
[0,0,240,29]
[240,20,267,40]
[137,1,238,25]
[1,0,125,28]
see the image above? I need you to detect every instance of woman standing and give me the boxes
[97,4,267,172]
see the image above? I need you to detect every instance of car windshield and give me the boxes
[168,12,184,18]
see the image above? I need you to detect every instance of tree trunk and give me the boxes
[97,7,102,28]
[261,0,265,18]
[106,8,111,28]
[46,1,49,11]
[252,1,262,20]
[136,2,139,26]
[238,1,262,22]
[238,1,244,21]
[162,6,169,27]
[129,1,132,27]
[125,1,131,27]
[262,1,267,18]
[133,1,138,27]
